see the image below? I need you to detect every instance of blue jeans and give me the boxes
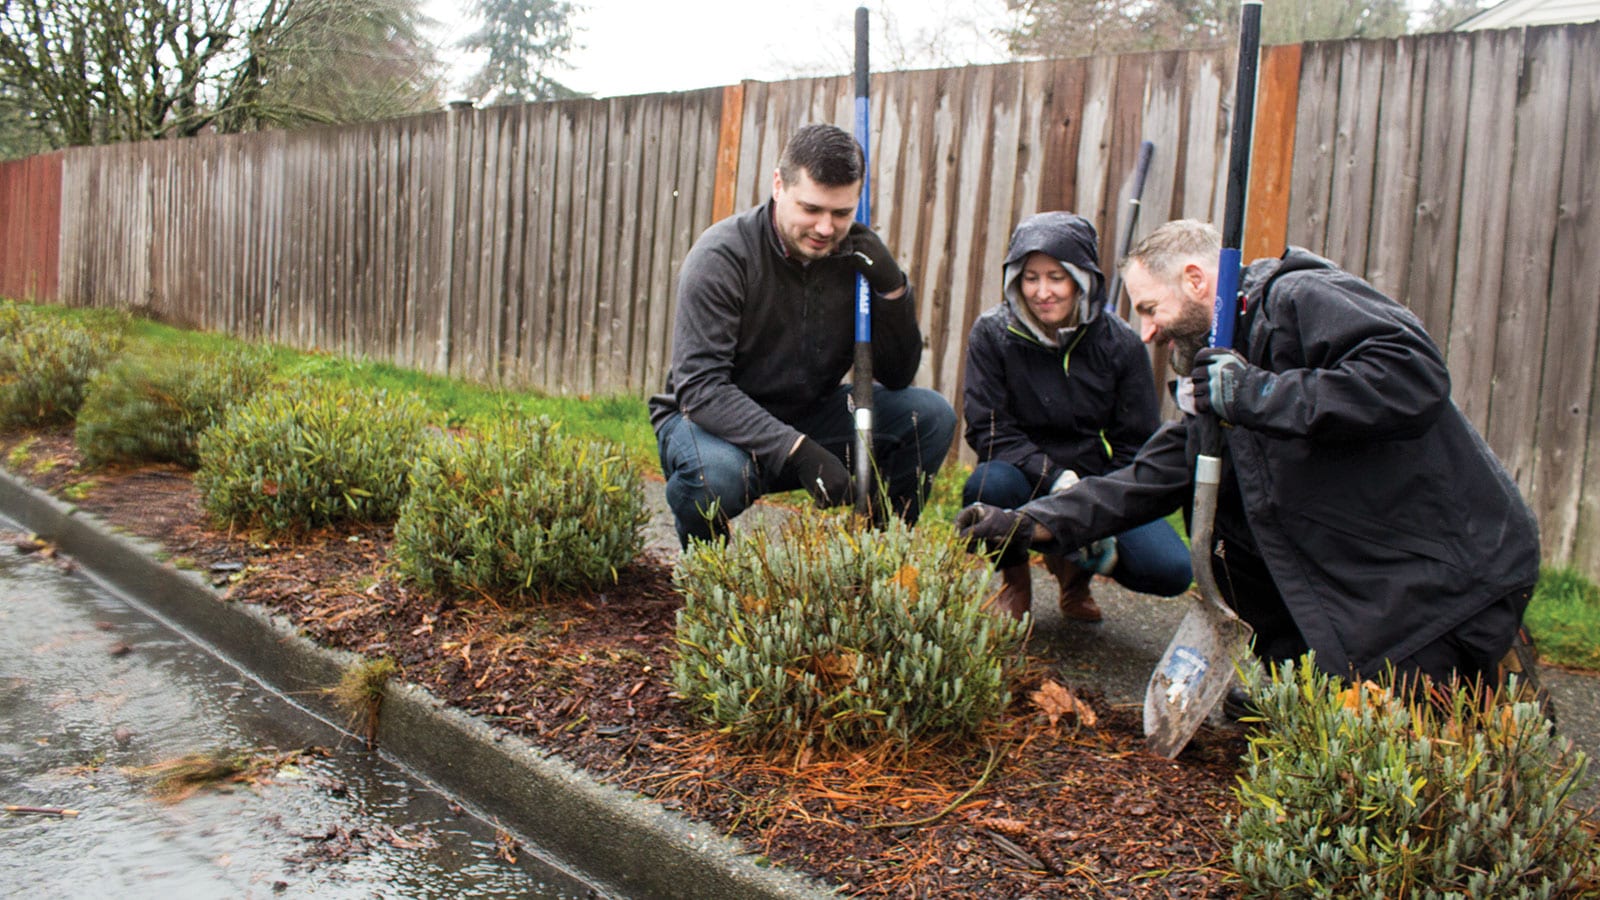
[962,460,1192,596]
[657,385,957,547]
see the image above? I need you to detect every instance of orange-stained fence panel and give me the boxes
[0,153,61,302]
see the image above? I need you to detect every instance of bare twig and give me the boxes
[864,742,1006,830]
[5,804,80,817]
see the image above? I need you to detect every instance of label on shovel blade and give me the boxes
[1161,646,1209,709]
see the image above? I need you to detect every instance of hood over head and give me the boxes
[1002,211,1107,344]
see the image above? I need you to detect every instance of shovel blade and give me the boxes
[1144,592,1253,758]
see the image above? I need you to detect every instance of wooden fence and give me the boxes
[0,23,1597,575]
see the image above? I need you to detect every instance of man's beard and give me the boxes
[1166,301,1215,376]
[1170,333,1206,376]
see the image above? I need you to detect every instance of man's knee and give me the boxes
[906,387,957,447]
[877,387,954,440]
[669,453,755,513]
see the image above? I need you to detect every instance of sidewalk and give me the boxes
[642,479,1600,808]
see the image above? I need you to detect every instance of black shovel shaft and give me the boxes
[1210,0,1262,356]
[852,5,873,514]
[1106,140,1155,311]
[1191,0,1261,608]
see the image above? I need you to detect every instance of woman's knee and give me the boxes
[1115,547,1193,596]
[962,461,1032,508]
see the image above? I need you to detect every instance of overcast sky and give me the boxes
[428,0,1014,100]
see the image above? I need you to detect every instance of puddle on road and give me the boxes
[0,526,601,898]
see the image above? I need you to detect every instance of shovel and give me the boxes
[851,6,875,516]
[1143,0,1262,759]
[1144,451,1254,757]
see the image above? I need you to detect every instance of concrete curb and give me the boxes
[0,470,835,900]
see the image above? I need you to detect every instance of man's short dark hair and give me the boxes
[778,124,864,188]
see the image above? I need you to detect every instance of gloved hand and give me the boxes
[1077,537,1119,576]
[841,222,907,295]
[1190,347,1247,421]
[782,437,852,508]
[1174,377,1197,416]
[955,503,1031,555]
[1050,469,1079,493]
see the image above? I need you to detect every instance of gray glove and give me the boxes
[1191,347,1247,421]
[841,223,906,295]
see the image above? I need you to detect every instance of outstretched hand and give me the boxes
[955,503,1030,554]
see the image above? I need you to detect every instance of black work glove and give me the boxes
[954,503,1032,555]
[841,222,906,295]
[1190,347,1247,422]
[782,437,852,509]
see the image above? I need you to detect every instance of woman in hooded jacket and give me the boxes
[962,211,1192,621]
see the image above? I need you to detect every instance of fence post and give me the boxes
[712,83,746,223]
[1244,43,1302,262]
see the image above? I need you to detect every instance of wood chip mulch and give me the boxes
[2,426,1248,898]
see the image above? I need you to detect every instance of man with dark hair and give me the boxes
[957,219,1540,690]
[650,123,956,547]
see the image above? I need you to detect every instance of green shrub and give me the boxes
[1229,656,1599,898]
[390,416,646,599]
[672,512,1024,750]
[0,299,34,338]
[195,380,431,532]
[0,312,124,426]
[75,348,273,468]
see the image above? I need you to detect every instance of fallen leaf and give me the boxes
[1031,679,1097,728]
[891,564,919,603]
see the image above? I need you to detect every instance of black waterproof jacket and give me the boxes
[1023,248,1540,677]
[647,199,923,476]
[963,212,1160,485]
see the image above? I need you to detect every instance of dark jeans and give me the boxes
[657,384,957,547]
[961,460,1193,596]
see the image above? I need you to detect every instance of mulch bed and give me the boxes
[2,426,1248,898]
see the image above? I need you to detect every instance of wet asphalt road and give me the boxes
[0,516,602,899]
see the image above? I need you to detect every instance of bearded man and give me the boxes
[957,219,1539,689]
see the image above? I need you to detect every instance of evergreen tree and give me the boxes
[459,0,583,104]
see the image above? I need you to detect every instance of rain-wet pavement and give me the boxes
[0,515,602,899]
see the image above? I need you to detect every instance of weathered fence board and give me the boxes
[1323,39,1382,276]
[1287,40,1341,251]
[1445,28,1520,432]
[1362,37,1422,300]
[1543,25,1600,573]
[1487,26,1573,498]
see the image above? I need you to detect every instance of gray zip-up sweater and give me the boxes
[648,199,923,475]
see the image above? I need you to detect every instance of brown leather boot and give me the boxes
[1044,554,1103,622]
[990,564,1033,621]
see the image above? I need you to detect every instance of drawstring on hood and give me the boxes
[1002,211,1108,347]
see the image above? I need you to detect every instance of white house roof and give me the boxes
[1458,0,1600,29]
